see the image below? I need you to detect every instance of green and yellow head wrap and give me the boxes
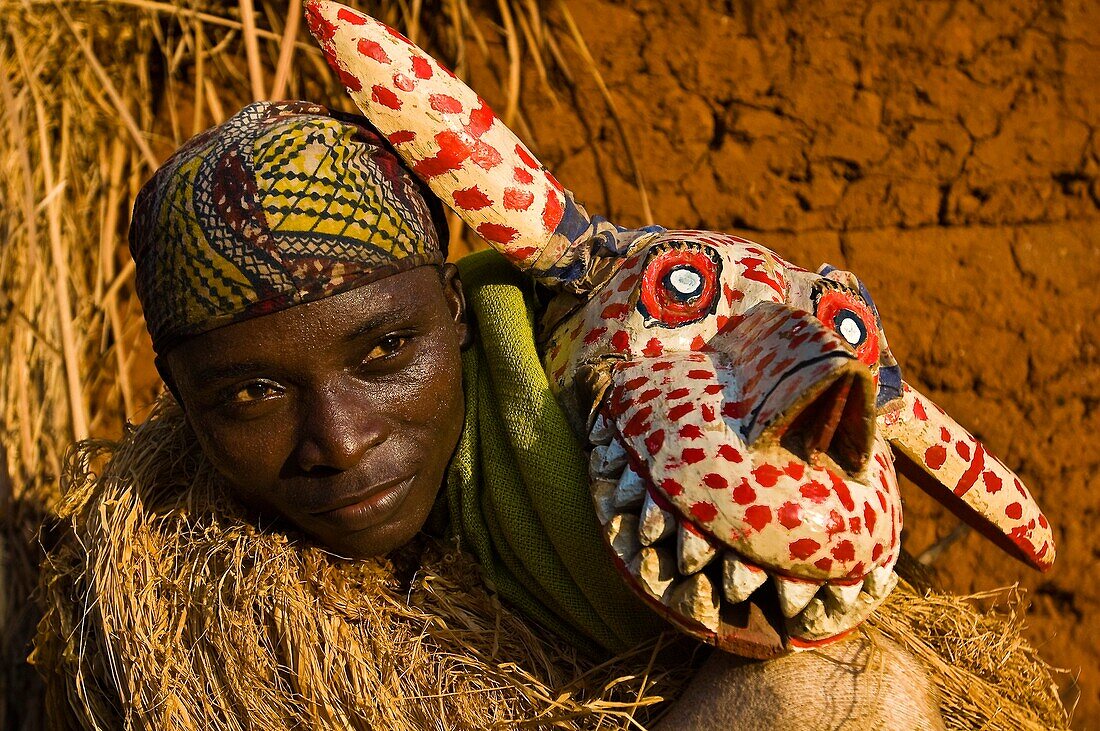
[130,100,446,355]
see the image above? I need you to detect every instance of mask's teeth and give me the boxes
[613,464,647,511]
[823,581,863,614]
[590,478,618,524]
[605,513,641,564]
[668,572,721,633]
[775,576,821,618]
[639,491,676,546]
[588,413,615,446]
[722,553,768,604]
[630,546,677,602]
[677,522,719,575]
[862,564,897,599]
[589,440,628,480]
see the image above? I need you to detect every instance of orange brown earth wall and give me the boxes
[47,0,1096,726]
[454,0,1097,724]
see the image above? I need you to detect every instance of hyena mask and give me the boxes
[306,0,1054,658]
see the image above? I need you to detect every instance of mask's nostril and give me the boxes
[780,371,874,475]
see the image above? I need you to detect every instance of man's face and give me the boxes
[165,265,467,558]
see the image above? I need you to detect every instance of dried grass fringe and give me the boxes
[32,398,1068,730]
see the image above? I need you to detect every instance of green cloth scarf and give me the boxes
[442,250,666,655]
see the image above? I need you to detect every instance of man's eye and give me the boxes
[364,335,409,362]
[230,381,281,404]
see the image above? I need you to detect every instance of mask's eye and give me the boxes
[638,244,722,327]
[814,287,879,366]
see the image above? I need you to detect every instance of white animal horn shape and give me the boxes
[304,0,596,288]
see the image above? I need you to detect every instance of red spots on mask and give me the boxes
[982,470,1003,494]
[338,7,368,25]
[603,303,630,320]
[723,283,743,306]
[661,478,684,497]
[733,480,757,505]
[335,65,363,91]
[778,501,802,529]
[371,84,401,109]
[545,170,565,193]
[654,361,675,372]
[645,429,665,455]
[872,543,884,562]
[679,424,703,439]
[924,444,947,470]
[513,246,538,261]
[789,538,820,560]
[704,473,728,490]
[722,400,750,419]
[831,540,855,562]
[953,442,986,497]
[622,405,654,438]
[411,55,433,79]
[668,387,690,399]
[691,501,718,522]
[939,427,951,443]
[357,38,390,63]
[744,505,772,531]
[848,517,861,533]
[912,398,928,421]
[739,256,785,296]
[387,130,416,145]
[611,330,631,352]
[513,167,534,185]
[583,327,607,345]
[753,464,783,487]
[476,222,519,245]
[1005,502,1023,520]
[624,376,649,391]
[306,4,337,41]
[516,143,539,169]
[690,336,707,350]
[785,462,805,481]
[640,338,663,357]
[637,388,662,404]
[815,557,833,572]
[800,481,829,503]
[718,444,742,463]
[829,471,855,511]
[703,384,723,395]
[701,404,717,422]
[688,369,715,380]
[618,274,641,292]
[863,502,877,535]
[955,440,971,460]
[503,187,535,211]
[682,448,706,465]
[452,186,492,210]
[543,189,564,232]
[826,510,845,536]
[668,403,694,422]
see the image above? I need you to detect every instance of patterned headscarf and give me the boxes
[130,100,447,355]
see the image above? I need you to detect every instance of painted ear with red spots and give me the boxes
[304,0,632,294]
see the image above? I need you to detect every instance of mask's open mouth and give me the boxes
[588,420,897,658]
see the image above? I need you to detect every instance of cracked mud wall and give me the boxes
[457,0,1097,724]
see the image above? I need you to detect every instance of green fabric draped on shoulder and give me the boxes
[444,250,667,655]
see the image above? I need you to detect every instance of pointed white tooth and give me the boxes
[824,582,863,614]
[677,523,718,575]
[862,565,897,599]
[588,413,615,446]
[629,547,676,602]
[775,576,821,618]
[722,553,768,604]
[605,513,641,564]
[589,440,628,480]
[591,478,618,524]
[613,464,646,510]
[639,492,676,546]
[668,572,721,633]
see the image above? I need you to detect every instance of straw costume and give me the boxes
[33,10,1070,730]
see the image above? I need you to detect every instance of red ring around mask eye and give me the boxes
[638,246,722,327]
[815,289,880,366]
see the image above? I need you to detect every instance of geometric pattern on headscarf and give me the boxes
[129,100,444,355]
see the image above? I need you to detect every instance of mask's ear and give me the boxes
[817,264,903,411]
[305,0,640,295]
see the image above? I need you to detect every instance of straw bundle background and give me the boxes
[0,0,1087,728]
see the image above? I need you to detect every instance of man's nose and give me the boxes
[294,380,386,474]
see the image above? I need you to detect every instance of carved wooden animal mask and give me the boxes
[306,0,1055,657]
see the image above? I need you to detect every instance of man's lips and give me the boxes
[309,475,416,531]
